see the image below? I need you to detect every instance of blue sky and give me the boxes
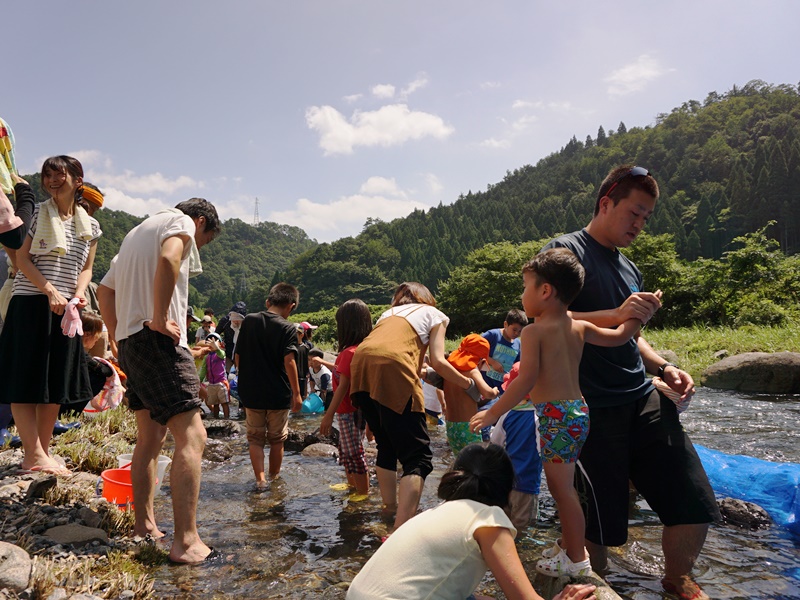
[5,1,799,242]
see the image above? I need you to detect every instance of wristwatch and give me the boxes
[657,362,677,378]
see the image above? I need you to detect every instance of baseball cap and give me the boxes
[301,321,318,330]
[187,308,201,322]
[201,315,214,324]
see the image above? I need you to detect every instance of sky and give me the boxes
[4,1,799,242]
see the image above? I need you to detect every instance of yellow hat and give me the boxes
[81,185,104,208]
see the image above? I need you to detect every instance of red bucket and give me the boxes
[100,468,135,508]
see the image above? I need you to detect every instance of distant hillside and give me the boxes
[282,80,800,312]
[17,175,318,315]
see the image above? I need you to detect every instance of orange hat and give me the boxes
[447,334,490,371]
[81,185,104,208]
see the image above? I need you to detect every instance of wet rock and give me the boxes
[77,507,102,529]
[203,439,234,462]
[26,474,58,499]
[44,524,109,546]
[701,352,800,393]
[285,428,339,452]
[0,541,32,592]
[719,497,772,529]
[533,571,621,600]
[301,443,338,459]
[203,419,243,438]
[45,588,68,600]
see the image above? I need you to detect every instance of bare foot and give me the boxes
[168,541,213,565]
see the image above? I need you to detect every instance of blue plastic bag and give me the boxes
[301,393,325,414]
[696,444,800,536]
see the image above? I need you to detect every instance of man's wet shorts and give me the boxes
[119,327,202,426]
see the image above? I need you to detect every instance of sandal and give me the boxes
[536,548,591,578]
[541,538,562,559]
[661,576,709,600]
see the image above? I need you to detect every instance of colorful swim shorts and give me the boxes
[446,420,483,455]
[535,399,589,463]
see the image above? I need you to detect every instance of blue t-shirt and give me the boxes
[543,229,654,409]
[480,329,520,388]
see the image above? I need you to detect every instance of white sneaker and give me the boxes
[535,548,591,578]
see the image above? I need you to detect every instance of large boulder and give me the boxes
[701,352,800,393]
[718,497,772,530]
[0,541,32,592]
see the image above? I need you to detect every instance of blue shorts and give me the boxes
[503,410,542,494]
[535,399,589,464]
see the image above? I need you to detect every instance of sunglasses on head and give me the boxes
[605,166,650,198]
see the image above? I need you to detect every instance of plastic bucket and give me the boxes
[117,453,172,495]
[99,468,136,508]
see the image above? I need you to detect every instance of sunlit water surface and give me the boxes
[150,389,800,599]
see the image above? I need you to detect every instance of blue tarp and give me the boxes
[696,444,800,536]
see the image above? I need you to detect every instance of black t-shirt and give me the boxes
[543,229,654,408]
[234,310,298,410]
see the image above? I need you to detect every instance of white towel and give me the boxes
[30,199,93,256]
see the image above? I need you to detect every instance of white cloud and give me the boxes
[605,54,672,97]
[306,103,454,156]
[512,99,542,110]
[480,137,511,149]
[423,173,443,195]
[268,178,432,242]
[101,188,172,216]
[512,115,538,132]
[343,93,363,103]
[400,75,429,99]
[359,176,406,197]
[371,84,396,99]
[481,81,501,90]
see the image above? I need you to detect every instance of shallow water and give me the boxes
[150,389,800,599]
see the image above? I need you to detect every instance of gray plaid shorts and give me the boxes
[119,327,202,426]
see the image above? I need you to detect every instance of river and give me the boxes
[148,389,800,599]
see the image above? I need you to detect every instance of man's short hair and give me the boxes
[267,282,299,308]
[594,165,659,216]
[175,198,222,235]
[505,309,528,327]
[523,248,585,306]
[309,348,324,359]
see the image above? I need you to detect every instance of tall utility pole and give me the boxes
[253,197,260,226]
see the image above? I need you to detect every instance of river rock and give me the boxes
[301,443,338,459]
[701,351,800,393]
[285,429,339,452]
[44,524,108,546]
[0,541,32,592]
[204,419,243,438]
[203,439,235,462]
[45,588,68,600]
[26,474,58,499]
[718,497,772,529]
[533,570,620,600]
[77,507,102,529]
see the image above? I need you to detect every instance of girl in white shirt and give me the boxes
[347,443,597,600]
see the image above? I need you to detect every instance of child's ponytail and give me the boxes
[437,443,515,508]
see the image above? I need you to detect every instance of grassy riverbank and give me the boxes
[635,322,800,381]
[318,323,800,384]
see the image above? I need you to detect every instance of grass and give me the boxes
[30,551,155,600]
[641,322,800,381]
[441,322,800,384]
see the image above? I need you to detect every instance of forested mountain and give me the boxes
[19,81,800,316]
[282,81,800,312]
[17,175,317,314]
